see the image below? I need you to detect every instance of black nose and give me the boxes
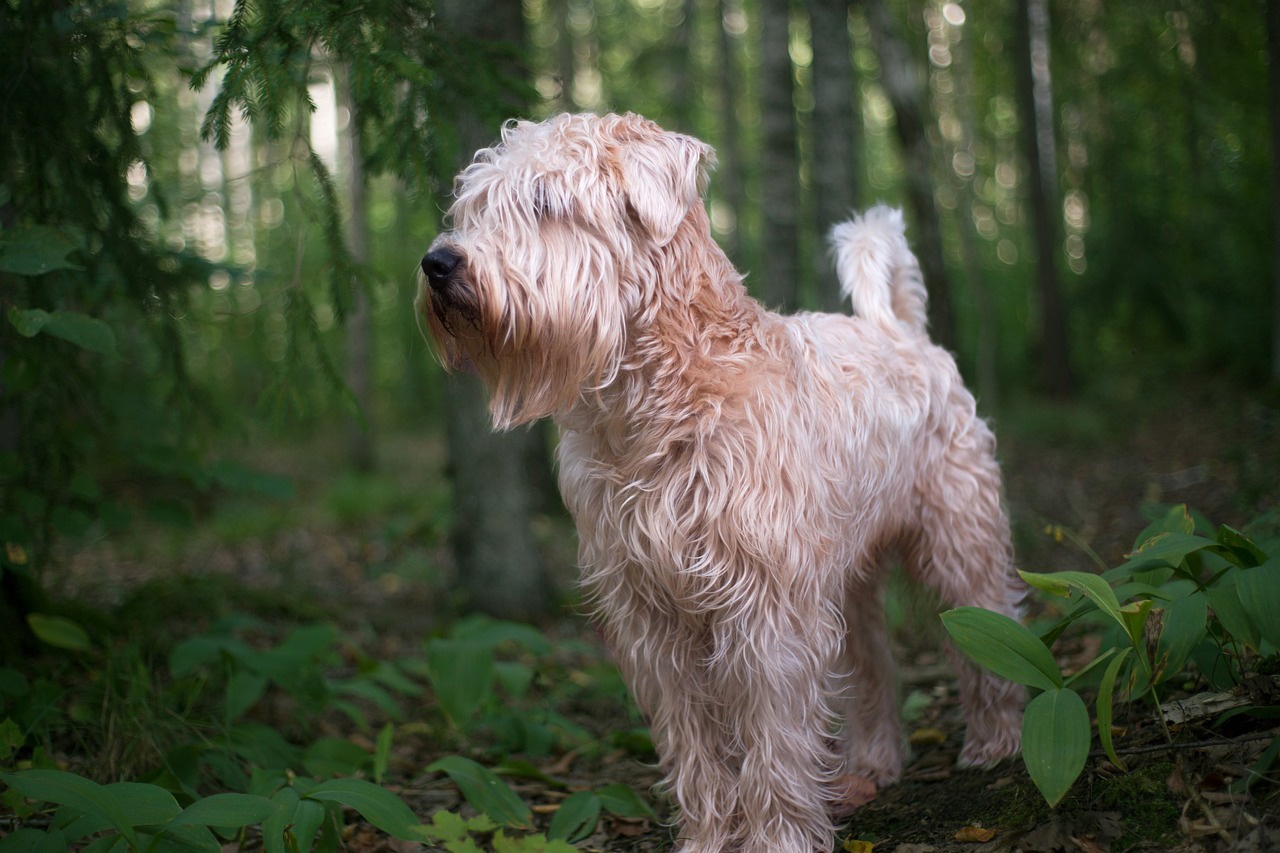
[421,247,461,288]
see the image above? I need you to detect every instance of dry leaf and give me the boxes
[954,825,997,843]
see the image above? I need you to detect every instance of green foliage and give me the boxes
[943,504,1280,808]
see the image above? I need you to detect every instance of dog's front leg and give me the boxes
[708,605,843,853]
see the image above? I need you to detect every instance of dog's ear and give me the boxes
[615,120,714,247]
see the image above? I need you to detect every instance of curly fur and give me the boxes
[418,113,1024,852]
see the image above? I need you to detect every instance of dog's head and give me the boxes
[417,113,713,428]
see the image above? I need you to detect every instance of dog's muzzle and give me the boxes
[421,246,462,294]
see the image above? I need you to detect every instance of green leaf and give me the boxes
[426,639,494,727]
[1236,559,1280,648]
[596,783,656,818]
[225,671,268,721]
[165,793,277,830]
[302,737,371,779]
[304,777,428,841]
[0,827,69,852]
[1154,592,1207,684]
[450,616,553,656]
[547,791,600,842]
[0,226,83,275]
[1122,532,1219,572]
[9,309,117,357]
[1207,579,1262,652]
[0,771,162,848]
[1022,688,1091,807]
[1216,525,1268,568]
[940,607,1061,691]
[1020,570,1126,632]
[26,613,92,652]
[427,756,533,829]
[1096,648,1132,771]
[373,722,393,785]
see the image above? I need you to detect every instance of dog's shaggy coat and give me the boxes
[419,113,1024,852]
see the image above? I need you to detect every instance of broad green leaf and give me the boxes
[0,827,68,852]
[547,791,600,842]
[26,613,92,652]
[1131,504,1195,550]
[596,783,656,818]
[225,671,268,721]
[427,756,533,829]
[305,777,428,841]
[1236,559,1280,648]
[374,722,394,785]
[1154,592,1207,684]
[494,661,535,699]
[302,737,370,778]
[165,793,276,829]
[1122,532,1219,572]
[0,770,151,847]
[0,226,83,275]
[492,830,576,853]
[426,638,494,727]
[262,788,300,853]
[1096,648,1132,771]
[448,616,553,656]
[1206,579,1262,652]
[42,310,116,356]
[1020,570,1125,632]
[1022,688,1090,807]
[1216,525,1268,568]
[1118,598,1156,656]
[940,607,1061,691]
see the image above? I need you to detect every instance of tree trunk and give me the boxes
[861,0,957,351]
[716,0,748,269]
[807,0,860,312]
[1015,0,1074,396]
[341,67,376,472]
[434,0,556,621]
[758,0,802,312]
[1269,0,1280,382]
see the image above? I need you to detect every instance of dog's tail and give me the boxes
[828,205,928,334]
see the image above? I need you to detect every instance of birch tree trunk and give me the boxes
[341,68,376,472]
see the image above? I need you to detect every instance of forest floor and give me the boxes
[50,379,1280,851]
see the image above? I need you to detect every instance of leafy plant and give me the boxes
[942,504,1279,806]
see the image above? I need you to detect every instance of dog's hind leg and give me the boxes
[835,571,906,788]
[906,421,1025,769]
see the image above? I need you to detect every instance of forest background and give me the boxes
[1,0,1278,850]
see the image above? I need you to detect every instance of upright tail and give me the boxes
[828,205,928,334]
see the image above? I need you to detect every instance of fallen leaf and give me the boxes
[954,826,997,843]
[842,839,875,852]
[908,726,947,746]
[832,774,878,817]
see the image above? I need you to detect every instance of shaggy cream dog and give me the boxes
[418,112,1023,852]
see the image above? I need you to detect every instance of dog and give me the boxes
[418,112,1024,852]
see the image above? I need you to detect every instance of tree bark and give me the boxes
[1269,0,1280,382]
[1015,0,1074,396]
[861,0,957,351]
[758,0,802,312]
[807,0,861,312]
[434,0,556,621]
[341,67,376,472]
[715,0,748,269]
